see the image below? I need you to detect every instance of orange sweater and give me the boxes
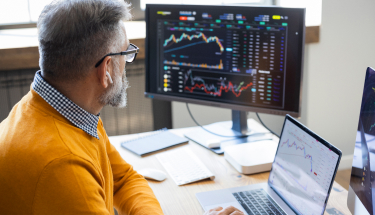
[0,89,163,215]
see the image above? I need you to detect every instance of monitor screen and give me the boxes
[349,67,375,215]
[269,116,340,215]
[145,4,305,116]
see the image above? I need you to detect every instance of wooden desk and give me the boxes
[109,128,351,215]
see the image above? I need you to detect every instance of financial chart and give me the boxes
[156,10,288,109]
[183,70,254,101]
[269,119,339,215]
[147,5,305,114]
[163,30,225,69]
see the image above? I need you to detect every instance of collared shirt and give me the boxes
[32,71,100,139]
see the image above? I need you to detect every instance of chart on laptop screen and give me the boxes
[269,119,339,215]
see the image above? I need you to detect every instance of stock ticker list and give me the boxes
[157,11,288,109]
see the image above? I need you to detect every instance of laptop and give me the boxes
[196,114,342,215]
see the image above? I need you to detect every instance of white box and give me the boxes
[224,140,278,174]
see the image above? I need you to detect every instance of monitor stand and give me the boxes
[184,110,274,154]
[231,110,252,135]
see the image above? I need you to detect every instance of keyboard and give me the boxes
[156,147,215,185]
[232,189,287,215]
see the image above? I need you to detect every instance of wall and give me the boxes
[303,0,375,167]
[171,0,375,169]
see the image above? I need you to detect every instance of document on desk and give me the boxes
[121,129,188,156]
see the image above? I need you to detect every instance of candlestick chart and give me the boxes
[162,28,226,70]
[163,32,224,53]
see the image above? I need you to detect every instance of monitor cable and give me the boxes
[186,103,279,138]
[186,103,247,138]
[255,112,280,138]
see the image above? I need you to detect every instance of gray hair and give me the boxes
[37,0,132,81]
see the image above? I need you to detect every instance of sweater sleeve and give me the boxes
[32,154,111,214]
[106,140,164,215]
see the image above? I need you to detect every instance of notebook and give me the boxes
[121,128,189,156]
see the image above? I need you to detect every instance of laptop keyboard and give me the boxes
[232,189,287,215]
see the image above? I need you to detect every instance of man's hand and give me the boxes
[204,206,245,215]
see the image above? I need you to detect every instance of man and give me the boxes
[0,0,244,214]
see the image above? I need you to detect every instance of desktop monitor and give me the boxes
[144,4,305,151]
[348,67,375,215]
[145,4,305,118]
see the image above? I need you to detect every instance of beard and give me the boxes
[99,61,129,108]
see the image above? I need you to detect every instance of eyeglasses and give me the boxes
[95,43,139,68]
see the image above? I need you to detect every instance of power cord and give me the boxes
[186,103,279,138]
[186,103,247,138]
[255,112,280,138]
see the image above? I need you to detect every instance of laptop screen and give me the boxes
[268,116,341,215]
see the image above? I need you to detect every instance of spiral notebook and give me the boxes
[120,128,189,156]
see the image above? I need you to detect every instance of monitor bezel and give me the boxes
[145,4,306,118]
[268,114,342,214]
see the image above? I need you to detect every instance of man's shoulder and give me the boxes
[0,95,72,166]
[0,90,105,176]
[0,91,78,170]
[0,91,64,141]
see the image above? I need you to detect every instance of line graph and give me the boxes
[268,120,340,215]
[163,32,224,53]
[184,70,253,97]
[369,122,375,131]
[163,59,223,69]
[164,41,208,53]
[279,139,313,172]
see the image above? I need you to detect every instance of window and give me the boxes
[140,0,271,10]
[0,0,53,25]
[277,0,322,26]
[130,0,273,20]
[0,0,321,27]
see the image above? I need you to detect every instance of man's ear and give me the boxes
[97,56,112,88]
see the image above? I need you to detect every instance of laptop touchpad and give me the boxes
[204,202,245,213]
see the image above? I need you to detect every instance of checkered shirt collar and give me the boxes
[32,71,100,139]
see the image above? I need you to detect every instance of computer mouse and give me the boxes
[138,168,167,181]
[205,139,221,148]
